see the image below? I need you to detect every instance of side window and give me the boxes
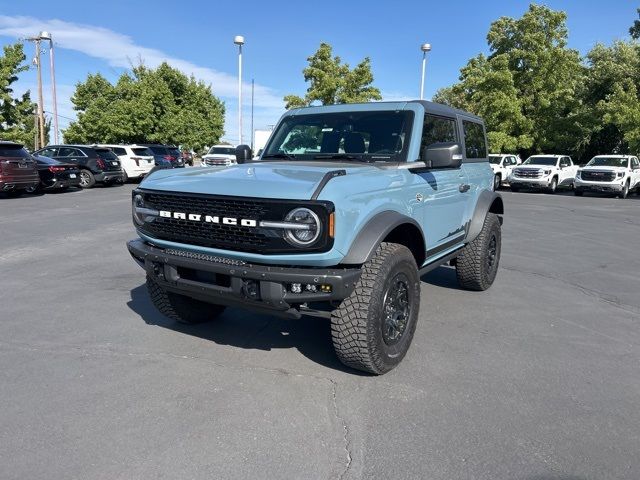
[462,121,487,159]
[39,148,57,157]
[58,147,78,157]
[632,158,639,169]
[560,157,571,168]
[112,147,126,155]
[421,114,457,150]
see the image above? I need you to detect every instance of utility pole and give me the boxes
[40,31,59,144]
[251,78,254,150]
[26,35,46,147]
[33,106,39,150]
[34,38,45,147]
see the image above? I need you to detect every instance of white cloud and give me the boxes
[0,15,285,142]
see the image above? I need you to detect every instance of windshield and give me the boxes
[148,146,167,155]
[489,156,502,165]
[132,147,153,157]
[0,145,31,158]
[263,110,414,162]
[208,147,236,155]
[95,149,118,161]
[523,156,557,166]
[587,157,628,168]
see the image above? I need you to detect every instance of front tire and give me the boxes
[455,213,501,291]
[547,177,558,194]
[330,243,420,375]
[618,181,630,199]
[147,276,226,324]
[493,174,502,191]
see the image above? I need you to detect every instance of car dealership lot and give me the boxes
[1,186,639,480]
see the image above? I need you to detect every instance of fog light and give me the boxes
[320,284,332,293]
[290,283,302,294]
[305,284,317,293]
[243,280,259,299]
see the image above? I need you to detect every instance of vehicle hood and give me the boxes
[580,165,626,172]
[140,161,378,199]
[516,164,556,169]
[202,153,235,159]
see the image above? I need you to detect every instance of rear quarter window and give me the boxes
[462,121,487,159]
[95,149,118,160]
[132,147,153,156]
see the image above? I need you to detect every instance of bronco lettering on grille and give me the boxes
[159,210,257,227]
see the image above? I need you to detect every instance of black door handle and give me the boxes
[459,184,470,193]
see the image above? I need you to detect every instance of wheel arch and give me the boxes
[466,191,503,243]
[341,211,426,267]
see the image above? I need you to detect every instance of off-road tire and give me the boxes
[79,169,95,188]
[146,275,226,324]
[618,181,630,199]
[455,213,501,291]
[547,177,558,194]
[330,242,420,375]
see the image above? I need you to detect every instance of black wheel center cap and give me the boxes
[382,273,411,346]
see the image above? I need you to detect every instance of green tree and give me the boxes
[64,62,225,150]
[0,43,41,149]
[630,8,640,39]
[583,41,640,155]
[434,4,585,157]
[284,43,382,109]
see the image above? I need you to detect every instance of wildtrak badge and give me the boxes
[159,210,258,227]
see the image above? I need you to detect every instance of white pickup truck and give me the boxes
[509,155,578,193]
[575,155,640,199]
[489,154,520,190]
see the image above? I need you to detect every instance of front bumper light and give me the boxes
[283,208,321,247]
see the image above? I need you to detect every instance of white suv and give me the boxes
[489,154,519,189]
[575,155,640,199]
[99,144,155,181]
[201,145,237,167]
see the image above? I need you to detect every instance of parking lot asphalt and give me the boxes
[1,184,639,480]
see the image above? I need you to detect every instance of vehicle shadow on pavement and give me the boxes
[420,265,463,290]
[127,284,371,375]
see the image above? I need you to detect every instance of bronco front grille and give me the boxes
[136,190,334,254]
[514,169,542,179]
[581,171,616,182]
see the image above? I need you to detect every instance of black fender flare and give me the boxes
[341,211,425,265]
[466,190,504,243]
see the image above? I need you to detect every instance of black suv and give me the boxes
[34,145,123,188]
[139,144,184,168]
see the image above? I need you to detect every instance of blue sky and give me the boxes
[0,0,637,144]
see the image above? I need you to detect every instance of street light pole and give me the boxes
[420,43,432,100]
[40,31,59,144]
[251,78,254,150]
[234,35,245,146]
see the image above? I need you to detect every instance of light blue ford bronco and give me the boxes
[128,100,504,374]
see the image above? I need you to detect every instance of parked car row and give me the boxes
[0,141,189,197]
[491,153,640,199]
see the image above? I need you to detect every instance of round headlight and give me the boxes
[132,194,146,226]
[284,208,321,246]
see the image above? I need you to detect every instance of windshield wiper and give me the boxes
[261,152,296,161]
[313,153,369,161]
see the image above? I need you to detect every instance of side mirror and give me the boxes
[422,142,463,169]
[235,145,252,164]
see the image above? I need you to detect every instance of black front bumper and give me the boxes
[127,239,361,319]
